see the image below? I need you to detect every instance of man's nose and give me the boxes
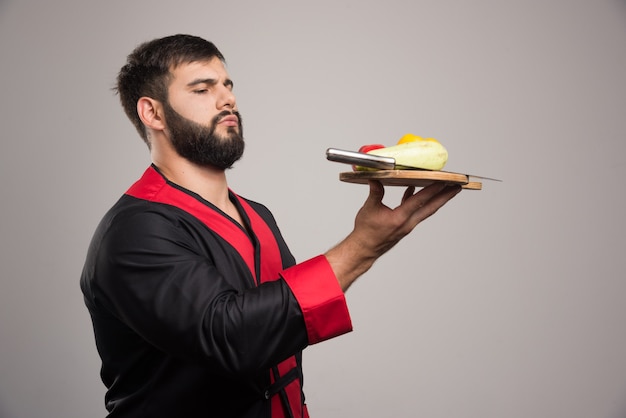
[216,85,236,110]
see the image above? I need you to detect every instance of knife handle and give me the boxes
[326,148,396,170]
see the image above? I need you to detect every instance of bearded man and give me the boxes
[80,34,460,418]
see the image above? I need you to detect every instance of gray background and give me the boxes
[1,1,625,417]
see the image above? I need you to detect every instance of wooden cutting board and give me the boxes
[339,170,482,190]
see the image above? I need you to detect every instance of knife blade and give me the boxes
[326,148,502,182]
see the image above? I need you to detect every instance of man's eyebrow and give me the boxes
[187,78,217,87]
[186,78,234,88]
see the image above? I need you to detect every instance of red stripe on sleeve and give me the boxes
[281,255,353,344]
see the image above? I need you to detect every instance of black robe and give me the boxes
[80,165,352,417]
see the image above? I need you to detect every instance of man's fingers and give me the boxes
[365,180,385,206]
[401,186,416,204]
[406,184,462,226]
[401,182,448,212]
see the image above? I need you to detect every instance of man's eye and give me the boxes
[193,89,208,94]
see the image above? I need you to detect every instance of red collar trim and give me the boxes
[125,166,283,284]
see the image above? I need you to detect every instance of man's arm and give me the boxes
[325,181,462,291]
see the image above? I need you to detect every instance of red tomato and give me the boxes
[358,144,385,153]
[353,144,386,171]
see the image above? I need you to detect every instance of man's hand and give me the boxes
[325,181,462,291]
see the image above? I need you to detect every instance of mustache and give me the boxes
[214,110,242,124]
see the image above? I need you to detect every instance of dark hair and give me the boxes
[115,34,226,144]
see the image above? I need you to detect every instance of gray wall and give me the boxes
[1,1,625,417]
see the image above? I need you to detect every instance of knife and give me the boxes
[326,148,502,182]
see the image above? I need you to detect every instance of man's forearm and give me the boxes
[325,232,378,292]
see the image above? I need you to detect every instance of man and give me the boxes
[80,34,461,418]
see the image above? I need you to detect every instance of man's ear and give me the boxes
[137,97,166,131]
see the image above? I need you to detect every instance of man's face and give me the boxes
[163,58,244,169]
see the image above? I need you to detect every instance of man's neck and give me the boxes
[152,155,243,225]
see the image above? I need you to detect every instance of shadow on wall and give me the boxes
[0,1,15,25]
[0,399,8,418]
[0,0,10,14]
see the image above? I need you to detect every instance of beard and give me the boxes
[162,102,244,170]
